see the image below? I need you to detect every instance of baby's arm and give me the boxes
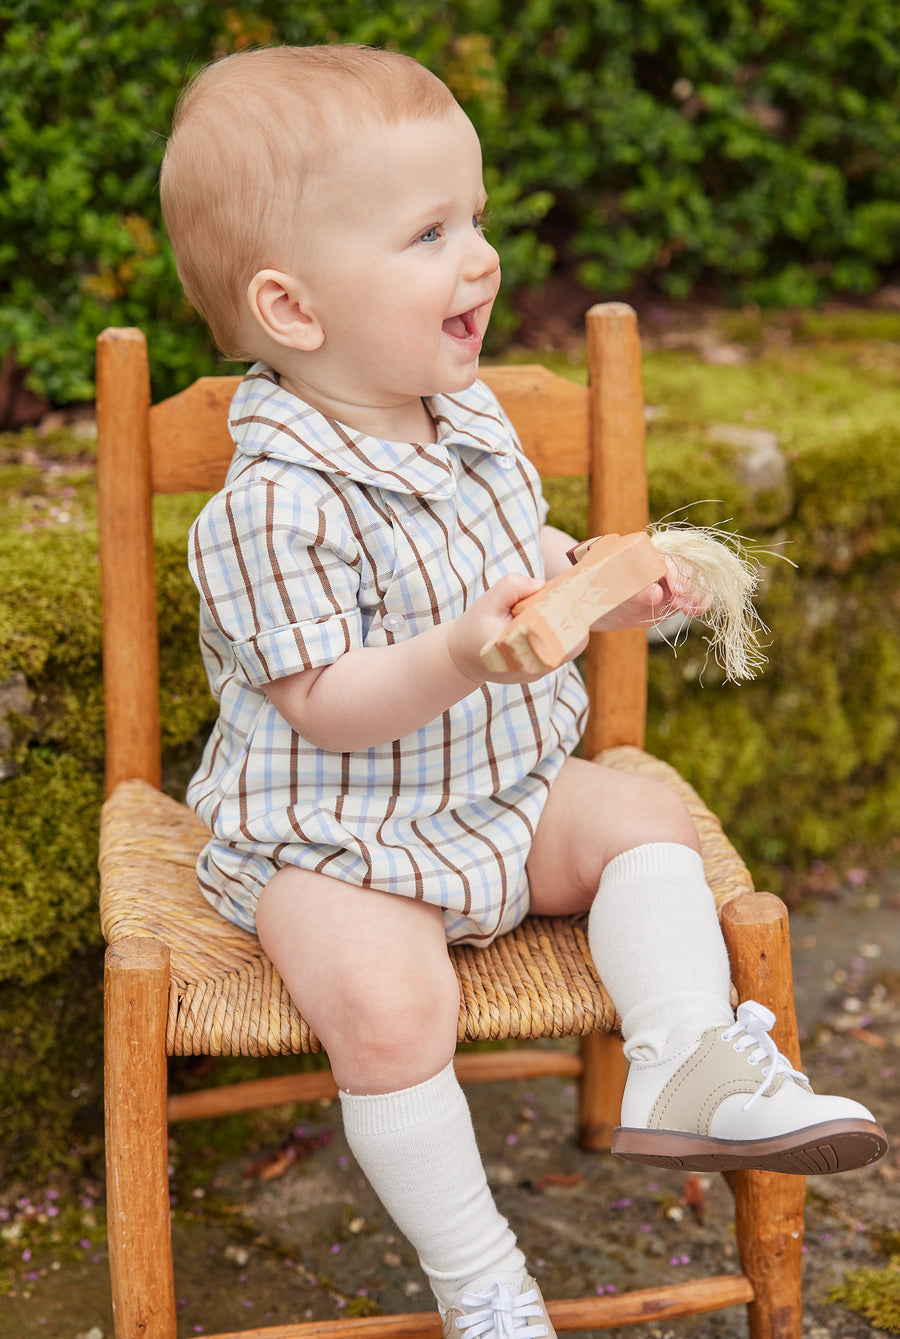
[263,571,546,752]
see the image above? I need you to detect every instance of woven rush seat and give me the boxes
[99,744,753,1060]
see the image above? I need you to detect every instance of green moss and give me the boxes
[717,307,900,349]
[540,330,900,886]
[0,527,101,686]
[646,435,757,531]
[0,753,104,983]
[642,343,900,457]
[647,558,900,881]
[795,309,900,344]
[155,531,218,753]
[829,1263,900,1333]
[0,424,97,464]
[877,1231,900,1258]
[543,475,588,541]
[791,427,900,569]
[0,947,104,1187]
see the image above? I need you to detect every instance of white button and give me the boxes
[497,452,517,470]
[383,613,405,632]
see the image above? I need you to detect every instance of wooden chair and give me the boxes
[98,303,805,1339]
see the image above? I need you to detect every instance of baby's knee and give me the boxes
[604,772,701,858]
[646,778,701,850]
[326,955,460,1084]
[346,966,457,1044]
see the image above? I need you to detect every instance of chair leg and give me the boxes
[105,936,177,1339]
[721,893,805,1339]
[578,1031,627,1150]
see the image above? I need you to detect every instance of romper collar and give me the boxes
[227,364,517,500]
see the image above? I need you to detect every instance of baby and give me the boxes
[161,44,887,1339]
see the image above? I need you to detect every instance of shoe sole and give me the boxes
[611,1118,889,1174]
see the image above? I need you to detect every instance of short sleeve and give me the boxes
[189,476,363,684]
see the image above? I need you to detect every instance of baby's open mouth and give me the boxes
[442,309,480,339]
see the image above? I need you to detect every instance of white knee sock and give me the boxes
[339,1061,527,1312]
[588,841,735,1060]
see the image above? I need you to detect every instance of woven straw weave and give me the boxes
[99,745,753,1058]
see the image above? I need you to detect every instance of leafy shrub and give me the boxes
[0,1,230,404]
[0,0,553,404]
[2,2,900,400]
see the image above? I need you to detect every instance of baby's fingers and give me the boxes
[448,573,546,683]
[661,556,710,617]
[487,570,545,616]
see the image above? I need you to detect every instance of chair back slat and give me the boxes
[150,377,241,494]
[482,365,589,476]
[146,366,590,495]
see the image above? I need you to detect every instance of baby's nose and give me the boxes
[464,231,500,283]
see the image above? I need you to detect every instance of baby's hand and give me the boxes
[658,554,711,619]
[593,555,710,632]
[446,572,552,684]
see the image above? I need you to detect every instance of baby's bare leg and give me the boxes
[526,755,701,915]
[256,866,459,1093]
[256,866,528,1312]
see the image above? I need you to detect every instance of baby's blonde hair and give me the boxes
[160,45,458,357]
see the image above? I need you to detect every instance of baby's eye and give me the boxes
[417,225,441,244]
[474,211,490,232]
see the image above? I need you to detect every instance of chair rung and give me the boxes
[549,1275,756,1328]
[167,1048,584,1122]
[200,1274,755,1336]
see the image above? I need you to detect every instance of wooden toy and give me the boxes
[480,524,768,681]
[481,532,666,675]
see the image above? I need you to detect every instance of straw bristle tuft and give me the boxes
[648,523,770,682]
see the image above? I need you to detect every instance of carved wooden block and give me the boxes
[481,531,667,674]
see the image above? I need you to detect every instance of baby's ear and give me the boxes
[246,269,324,351]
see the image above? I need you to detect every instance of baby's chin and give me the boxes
[431,366,481,397]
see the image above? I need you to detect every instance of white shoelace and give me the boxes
[721,1000,808,1111]
[455,1281,549,1338]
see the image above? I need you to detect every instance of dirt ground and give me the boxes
[3,873,899,1339]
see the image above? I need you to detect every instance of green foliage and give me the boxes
[552,0,900,304]
[3,1,900,403]
[0,2,229,402]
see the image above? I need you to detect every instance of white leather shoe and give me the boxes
[442,1277,555,1338]
[612,1000,889,1174]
